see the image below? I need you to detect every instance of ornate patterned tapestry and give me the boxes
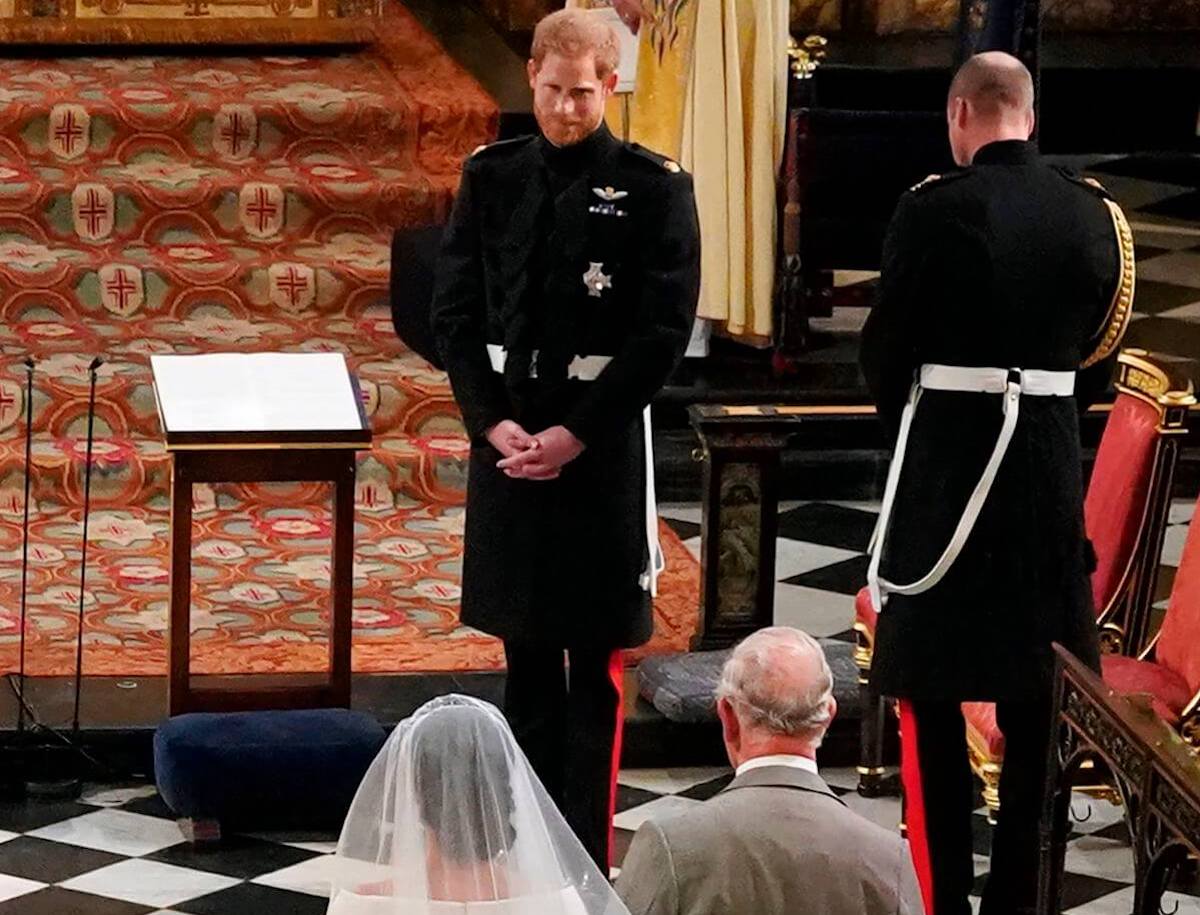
[871,0,957,32]
[0,0,380,45]
[1044,0,1200,30]
[847,0,1200,33]
[791,0,842,31]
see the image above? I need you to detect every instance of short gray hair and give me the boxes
[716,627,835,742]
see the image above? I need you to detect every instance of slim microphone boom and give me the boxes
[16,357,34,736]
[72,356,103,735]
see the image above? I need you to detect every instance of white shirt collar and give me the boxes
[734,753,819,777]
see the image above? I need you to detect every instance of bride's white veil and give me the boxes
[328,695,630,915]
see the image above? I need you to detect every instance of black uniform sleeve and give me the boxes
[860,193,926,440]
[1076,196,1128,413]
[562,174,701,446]
[430,160,510,442]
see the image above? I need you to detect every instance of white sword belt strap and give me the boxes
[485,344,665,596]
[866,364,1076,614]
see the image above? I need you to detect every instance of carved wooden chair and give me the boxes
[853,350,1196,816]
[1102,483,1200,752]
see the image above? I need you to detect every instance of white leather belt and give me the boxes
[486,343,612,383]
[920,365,1075,397]
[867,364,1076,614]
[485,344,665,596]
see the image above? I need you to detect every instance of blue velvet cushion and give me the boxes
[637,639,863,723]
[154,709,387,830]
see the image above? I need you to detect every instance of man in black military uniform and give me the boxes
[860,53,1133,915]
[430,8,700,872]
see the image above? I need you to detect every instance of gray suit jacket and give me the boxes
[615,766,922,915]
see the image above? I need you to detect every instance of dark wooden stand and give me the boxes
[1040,645,1200,915]
[687,405,804,650]
[163,427,370,715]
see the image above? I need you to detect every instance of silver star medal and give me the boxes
[583,262,612,298]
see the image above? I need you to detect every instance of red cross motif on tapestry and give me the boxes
[50,105,91,161]
[0,380,22,433]
[71,183,115,240]
[214,105,258,160]
[268,262,316,312]
[357,482,388,509]
[98,264,145,317]
[1,491,21,516]
[357,378,379,417]
[239,183,284,239]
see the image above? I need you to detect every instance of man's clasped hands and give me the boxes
[486,420,585,481]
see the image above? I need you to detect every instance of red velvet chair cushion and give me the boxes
[1085,392,1160,611]
[1153,496,1200,696]
[1101,654,1191,723]
[855,586,876,638]
[962,701,1004,757]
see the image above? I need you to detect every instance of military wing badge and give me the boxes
[592,186,628,201]
[589,186,629,217]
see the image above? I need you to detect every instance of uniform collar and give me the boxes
[538,121,617,172]
[972,139,1038,166]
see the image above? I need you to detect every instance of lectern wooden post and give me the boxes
[687,405,804,651]
[151,353,371,715]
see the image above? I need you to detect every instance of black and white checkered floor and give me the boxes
[0,499,1185,915]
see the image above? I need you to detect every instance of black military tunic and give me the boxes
[861,139,1132,704]
[859,138,1133,915]
[431,123,700,649]
[430,123,700,871]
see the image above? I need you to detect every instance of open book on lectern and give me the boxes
[150,352,370,445]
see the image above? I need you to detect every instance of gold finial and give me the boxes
[788,34,828,80]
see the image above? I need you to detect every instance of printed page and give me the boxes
[151,352,362,433]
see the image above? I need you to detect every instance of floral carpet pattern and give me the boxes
[0,4,702,677]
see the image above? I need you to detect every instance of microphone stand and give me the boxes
[71,356,102,739]
[23,356,104,800]
[16,357,34,737]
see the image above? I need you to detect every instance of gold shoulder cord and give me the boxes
[1080,199,1136,369]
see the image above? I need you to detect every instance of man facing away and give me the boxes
[860,52,1132,914]
[616,628,921,915]
[430,8,701,873]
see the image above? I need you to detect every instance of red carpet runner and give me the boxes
[0,3,701,678]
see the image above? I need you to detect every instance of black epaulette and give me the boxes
[907,171,969,195]
[623,142,686,176]
[469,135,536,159]
[1052,166,1113,200]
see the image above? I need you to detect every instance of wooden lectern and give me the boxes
[150,353,372,715]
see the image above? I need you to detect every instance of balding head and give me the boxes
[946,52,1036,165]
[949,52,1034,118]
[716,627,836,758]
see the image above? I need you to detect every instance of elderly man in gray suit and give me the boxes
[616,627,921,915]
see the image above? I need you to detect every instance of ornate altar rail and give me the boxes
[1039,645,1200,915]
